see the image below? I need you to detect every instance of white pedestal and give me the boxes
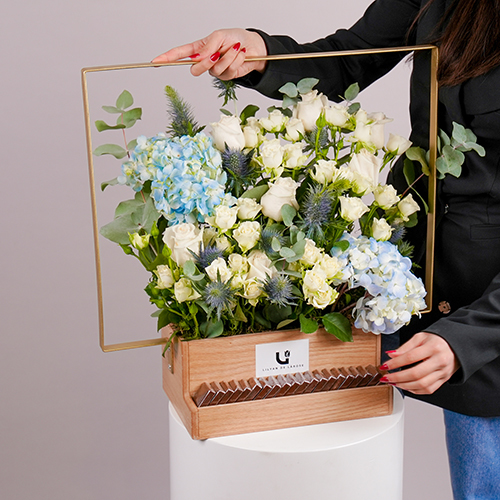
[169,389,404,500]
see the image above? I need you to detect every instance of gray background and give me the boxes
[1,0,453,498]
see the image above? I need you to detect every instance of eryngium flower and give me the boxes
[164,85,203,137]
[221,148,256,196]
[262,275,296,307]
[202,279,236,320]
[298,184,335,244]
[260,225,287,257]
[195,243,225,269]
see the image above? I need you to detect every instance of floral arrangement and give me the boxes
[93,79,429,345]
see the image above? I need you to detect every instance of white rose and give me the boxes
[259,138,284,170]
[247,250,276,281]
[300,238,323,266]
[386,133,412,155]
[316,255,343,280]
[354,110,392,149]
[305,283,338,309]
[311,159,339,184]
[205,257,232,283]
[285,117,305,141]
[260,177,300,222]
[283,143,306,169]
[155,265,174,289]
[294,90,328,131]
[210,115,246,151]
[398,194,420,220]
[130,232,150,250]
[228,253,249,275]
[324,103,349,127]
[240,278,263,306]
[233,221,261,252]
[303,267,328,293]
[259,109,287,133]
[348,149,382,194]
[371,218,394,241]
[163,223,203,267]
[215,236,231,252]
[373,184,400,209]
[174,278,201,303]
[339,196,370,222]
[213,205,238,231]
[243,117,262,148]
[236,197,261,220]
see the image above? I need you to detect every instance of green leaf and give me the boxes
[271,237,282,252]
[264,304,292,324]
[241,185,269,201]
[127,138,138,150]
[102,105,122,114]
[344,82,360,101]
[121,107,142,127]
[405,146,430,176]
[277,319,296,329]
[116,90,133,110]
[101,177,119,191]
[451,121,468,145]
[183,260,196,276]
[403,158,415,186]
[281,204,297,227]
[332,240,349,252]
[234,304,247,323]
[290,238,306,260]
[240,104,259,123]
[157,309,179,331]
[299,314,318,334]
[95,120,126,132]
[220,108,232,116]
[279,82,298,98]
[279,247,296,259]
[93,143,127,159]
[322,313,353,342]
[347,102,361,115]
[282,95,297,109]
[297,78,319,94]
[203,319,224,338]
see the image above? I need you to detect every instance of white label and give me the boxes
[255,339,309,378]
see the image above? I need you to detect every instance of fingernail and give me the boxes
[210,52,220,62]
[380,376,390,383]
[380,363,390,371]
[386,350,397,355]
[241,48,247,53]
[189,53,200,59]
[232,42,241,51]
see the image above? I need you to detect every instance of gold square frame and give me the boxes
[82,45,438,352]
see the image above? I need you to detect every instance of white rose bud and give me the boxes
[324,103,349,127]
[300,239,323,266]
[294,90,328,131]
[283,143,306,169]
[371,218,394,241]
[373,184,400,209]
[210,115,246,151]
[233,221,261,252]
[305,283,338,309]
[348,149,382,194]
[205,257,232,283]
[155,265,174,289]
[259,138,284,170]
[354,110,392,150]
[213,205,238,231]
[311,159,338,184]
[129,232,150,250]
[236,197,261,220]
[259,109,287,133]
[303,267,328,293]
[285,117,305,141]
[398,194,420,220]
[247,250,276,281]
[174,278,201,303]
[243,117,262,148]
[386,133,412,154]
[163,223,203,267]
[316,255,343,280]
[339,196,370,222]
[260,177,300,222]
[228,253,249,275]
[240,278,263,306]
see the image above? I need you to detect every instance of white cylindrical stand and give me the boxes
[169,389,404,500]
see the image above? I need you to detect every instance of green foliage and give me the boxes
[164,85,203,137]
[213,78,240,107]
[322,313,353,342]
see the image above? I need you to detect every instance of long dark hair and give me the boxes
[416,0,500,86]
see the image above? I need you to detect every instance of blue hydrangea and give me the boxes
[118,132,227,224]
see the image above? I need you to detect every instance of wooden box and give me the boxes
[161,327,392,440]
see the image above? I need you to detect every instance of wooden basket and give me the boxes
[161,327,392,440]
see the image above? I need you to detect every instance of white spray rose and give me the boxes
[233,221,261,252]
[373,184,400,209]
[205,257,232,283]
[285,117,306,141]
[300,238,323,266]
[324,103,350,127]
[210,115,246,151]
[247,250,276,281]
[303,267,328,293]
[339,196,370,222]
[316,255,343,280]
[354,110,392,149]
[311,159,338,184]
[386,133,412,154]
[259,138,284,171]
[174,278,201,303]
[213,205,238,231]
[163,223,203,267]
[240,278,263,306]
[294,90,328,131]
[259,109,287,133]
[243,117,262,148]
[348,149,382,194]
[305,283,338,309]
[371,218,394,241]
[228,253,249,275]
[155,265,174,289]
[283,143,306,169]
[236,197,262,219]
[398,194,420,220]
[260,177,300,222]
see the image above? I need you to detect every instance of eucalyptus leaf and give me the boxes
[403,158,415,186]
[299,314,318,334]
[279,247,296,259]
[101,177,119,191]
[271,237,282,252]
[122,107,142,127]
[127,138,138,150]
[102,105,122,114]
[281,204,297,227]
[282,95,297,109]
[203,319,224,338]
[347,102,361,115]
[344,82,360,102]
[220,108,232,116]
[183,260,196,276]
[451,122,468,145]
[95,120,126,132]
[93,143,127,159]
[241,184,269,200]
[322,312,353,342]
[116,90,133,110]
[297,78,319,94]
[405,146,430,176]
[279,82,298,98]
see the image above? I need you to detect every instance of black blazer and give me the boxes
[240,0,500,416]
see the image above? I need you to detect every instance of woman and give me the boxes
[153,1,500,497]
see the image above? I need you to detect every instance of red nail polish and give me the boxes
[233,42,241,51]
[189,53,200,59]
[210,52,220,62]
[386,350,397,354]
[241,47,247,53]
[380,363,390,371]
[380,376,390,383]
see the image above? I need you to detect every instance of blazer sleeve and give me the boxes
[425,271,500,384]
[239,0,422,101]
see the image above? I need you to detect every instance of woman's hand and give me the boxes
[380,332,460,395]
[152,29,268,80]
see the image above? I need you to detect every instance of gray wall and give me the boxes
[1,0,452,498]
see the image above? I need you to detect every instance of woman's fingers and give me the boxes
[380,332,460,395]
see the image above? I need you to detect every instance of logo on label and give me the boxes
[276,350,291,365]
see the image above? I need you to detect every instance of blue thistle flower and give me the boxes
[202,279,236,320]
[213,78,239,106]
[221,147,256,196]
[298,184,335,244]
[389,224,406,244]
[195,244,225,269]
[164,86,203,137]
[260,225,287,257]
[262,275,297,307]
